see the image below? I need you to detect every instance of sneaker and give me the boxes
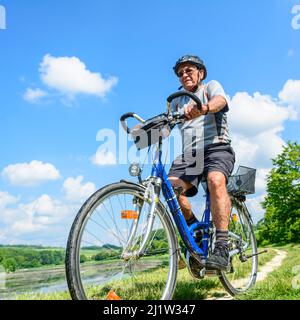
[205,242,229,271]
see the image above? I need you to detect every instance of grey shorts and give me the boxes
[168,143,235,197]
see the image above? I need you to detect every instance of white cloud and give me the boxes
[2,194,77,235]
[91,149,117,165]
[228,79,300,198]
[2,160,60,186]
[230,133,259,167]
[0,190,79,243]
[255,168,271,193]
[246,194,266,223]
[17,195,63,228]
[278,79,300,112]
[63,176,96,203]
[0,191,19,208]
[228,86,298,169]
[229,91,292,137]
[39,54,118,98]
[23,87,48,103]
[231,131,286,170]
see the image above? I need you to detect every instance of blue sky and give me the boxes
[0,0,299,246]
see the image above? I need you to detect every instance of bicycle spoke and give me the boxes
[219,199,258,295]
[89,215,125,247]
[118,194,130,240]
[102,200,127,245]
[66,183,177,300]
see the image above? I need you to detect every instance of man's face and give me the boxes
[177,62,204,91]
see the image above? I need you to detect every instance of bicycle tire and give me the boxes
[219,197,258,296]
[65,181,179,300]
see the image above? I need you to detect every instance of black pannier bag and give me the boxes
[130,113,172,150]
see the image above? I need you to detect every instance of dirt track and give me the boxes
[206,249,287,300]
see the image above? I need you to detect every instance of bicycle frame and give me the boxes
[149,138,212,260]
[122,141,253,266]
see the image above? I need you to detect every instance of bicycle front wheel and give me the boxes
[65,181,178,300]
[219,197,258,296]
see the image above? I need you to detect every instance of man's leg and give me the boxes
[169,176,200,272]
[205,171,231,270]
[168,176,196,223]
[207,171,231,231]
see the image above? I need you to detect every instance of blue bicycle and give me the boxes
[65,91,262,300]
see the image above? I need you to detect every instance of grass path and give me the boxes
[236,244,300,300]
[206,249,287,300]
[255,249,287,282]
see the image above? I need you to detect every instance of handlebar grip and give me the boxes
[167,91,202,112]
[120,112,135,134]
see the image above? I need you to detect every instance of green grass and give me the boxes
[173,269,219,300]
[14,291,71,300]
[8,246,298,300]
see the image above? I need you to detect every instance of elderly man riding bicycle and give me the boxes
[169,55,235,271]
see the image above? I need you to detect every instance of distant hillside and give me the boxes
[0,244,64,250]
[0,245,65,272]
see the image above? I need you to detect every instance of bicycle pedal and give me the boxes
[204,269,219,277]
[199,268,219,278]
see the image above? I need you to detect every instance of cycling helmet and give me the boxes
[173,55,207,79]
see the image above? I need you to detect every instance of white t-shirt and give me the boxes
[171,80,231,153]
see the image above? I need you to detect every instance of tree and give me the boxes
[80,254,88,263]
[40,250,53,265]
[257,142,300,245]
[52,250,64,265]
[2,258,18,273]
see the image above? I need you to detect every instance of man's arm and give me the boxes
[184,95,227,120]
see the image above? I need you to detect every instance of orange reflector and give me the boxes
[107,290,121,300]
[232,213,238,222]
[121,210,138,219]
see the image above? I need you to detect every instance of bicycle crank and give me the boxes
[245,249,268,259]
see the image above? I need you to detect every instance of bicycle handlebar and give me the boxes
[166,90,203,112]
[120,112,146,134]
[120,91,202,134]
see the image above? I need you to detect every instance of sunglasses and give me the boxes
[177,67,198,78]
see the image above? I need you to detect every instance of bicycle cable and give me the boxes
[135,145,151,181]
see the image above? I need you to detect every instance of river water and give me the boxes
[0,264,69,299]
[0,259,162,299]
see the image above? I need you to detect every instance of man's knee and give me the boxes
[207,171,226,191]
[168,176,192,195]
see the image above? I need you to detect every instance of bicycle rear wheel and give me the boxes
[219,197,258,296]
[65,181,178,300]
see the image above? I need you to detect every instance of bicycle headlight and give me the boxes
[129,163,141,177]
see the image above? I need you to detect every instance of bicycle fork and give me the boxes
[121,180,159,261]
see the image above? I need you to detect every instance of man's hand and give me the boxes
[184,104,209,120]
